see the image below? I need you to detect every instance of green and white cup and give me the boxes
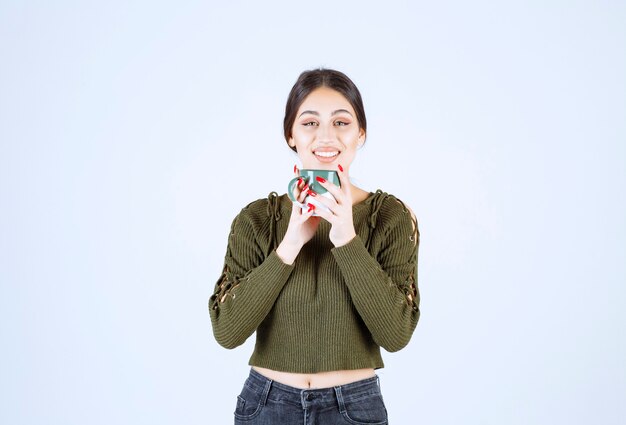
[287,169,341,216]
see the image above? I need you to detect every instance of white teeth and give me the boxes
[315,151,339,158]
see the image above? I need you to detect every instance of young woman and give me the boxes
[210,68,420,425]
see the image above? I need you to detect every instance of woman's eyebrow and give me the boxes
[298,109,353,118]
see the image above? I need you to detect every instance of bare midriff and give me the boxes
[252,366,376,389]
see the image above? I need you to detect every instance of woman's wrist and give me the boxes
[332,231,357,248]
[276,240,302,265]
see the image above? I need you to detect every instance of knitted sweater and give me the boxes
[209,190,420,373]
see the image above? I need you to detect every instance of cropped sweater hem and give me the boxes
[247,357,385,375]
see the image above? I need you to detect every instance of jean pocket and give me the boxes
[234,383,264,421]
[341,393,388,425]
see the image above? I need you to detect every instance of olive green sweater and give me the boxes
[209,190,420,373]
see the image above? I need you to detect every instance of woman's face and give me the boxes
[289,87,365,172]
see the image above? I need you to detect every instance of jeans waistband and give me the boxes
[245,368,381,409]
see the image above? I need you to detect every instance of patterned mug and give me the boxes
[287,169,341,216]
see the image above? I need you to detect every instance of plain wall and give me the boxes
[1,1,624,424]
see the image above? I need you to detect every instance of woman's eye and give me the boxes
[335,121,349,126]
[303,122,318,127]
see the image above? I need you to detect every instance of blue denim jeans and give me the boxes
[234,368,388,425]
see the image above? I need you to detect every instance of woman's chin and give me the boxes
[303,159,340,169]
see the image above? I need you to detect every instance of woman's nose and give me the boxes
[317,123,335,142]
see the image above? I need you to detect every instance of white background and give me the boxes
[1,1,624,424]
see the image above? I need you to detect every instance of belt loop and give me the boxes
[260,377,272,406]
[334,385,346,414]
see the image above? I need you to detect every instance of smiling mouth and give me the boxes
[313,150,340,163]
[314,150,339,158]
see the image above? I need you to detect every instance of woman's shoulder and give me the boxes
[230,193,289,255]
[368,190,417,223]
[365,190,418,243]
[234,192,290,223]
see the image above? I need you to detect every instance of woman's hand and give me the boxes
[309,164,357,247]
[276,166,321,264]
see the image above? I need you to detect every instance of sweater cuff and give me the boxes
[331,235,371,265]
[253,249,295,284]
[331,235,378,279]
[331,235,392,302]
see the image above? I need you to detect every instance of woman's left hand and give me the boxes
[309,165,357,247]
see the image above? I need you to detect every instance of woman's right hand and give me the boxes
[276,166,321,265]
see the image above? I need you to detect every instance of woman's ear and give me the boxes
[288,136,297,150]
[358,129,366,146]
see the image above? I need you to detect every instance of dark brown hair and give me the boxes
[283,68,367,152]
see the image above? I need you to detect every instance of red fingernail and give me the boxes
[307,203,316,212]
[294,164,298,173]
[302,184,309,192]
[338,164,344,172]
[315,176,326,183]
[307,189,317,197]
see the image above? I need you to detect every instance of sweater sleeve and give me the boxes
[331,209,420,352]
[209,208,295,349]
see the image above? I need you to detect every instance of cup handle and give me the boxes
[287,176,307,207]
